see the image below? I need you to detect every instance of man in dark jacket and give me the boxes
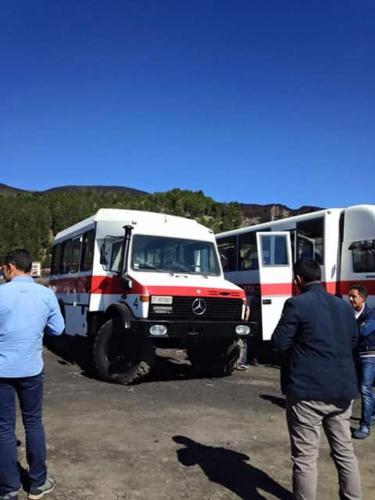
[349,284,375,439]
[272,259,361,500]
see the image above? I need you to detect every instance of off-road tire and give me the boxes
[94,317,155,384]
[187,339,240,377]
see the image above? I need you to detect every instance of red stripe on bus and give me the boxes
[50,276,92,293]
[49,276,375,297]
[239,280,375,296]
[51,275,245,299]
[260,283,293,295]
[338,280,375,295]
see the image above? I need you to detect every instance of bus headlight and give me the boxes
[235,325,250,336]
[149,324,168,336]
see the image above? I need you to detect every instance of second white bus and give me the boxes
[216,204,375,342]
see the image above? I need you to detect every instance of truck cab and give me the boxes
[50,209,250,384]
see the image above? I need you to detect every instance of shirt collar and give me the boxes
[355,303,366,319]
[301,281,323,292]
[11,275,34,283]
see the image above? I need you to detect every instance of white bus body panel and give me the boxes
[256,232,293,340]
[340,205,375,308]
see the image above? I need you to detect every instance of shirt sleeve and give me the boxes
[271,299,299,351]
[45,291,65,336]
[359,309,375,337]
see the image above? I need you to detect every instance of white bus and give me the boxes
[49,209,250,384]
[216,204,375,342]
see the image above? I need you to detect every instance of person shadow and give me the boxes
[259,394,286,409]
[173,435,292,499]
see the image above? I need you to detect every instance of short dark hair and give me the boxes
[293,258,321,282]
[4,249,32,273]
[349,283,368,299]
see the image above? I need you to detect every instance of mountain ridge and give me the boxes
[0,183,147,196]
[0,183,323,223]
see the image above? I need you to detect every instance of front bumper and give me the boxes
[130,319,250,340]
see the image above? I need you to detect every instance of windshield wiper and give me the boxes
[136,261,162,272]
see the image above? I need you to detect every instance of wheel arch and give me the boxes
[103,302,133,330]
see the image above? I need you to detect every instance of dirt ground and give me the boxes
[13,347,375,500]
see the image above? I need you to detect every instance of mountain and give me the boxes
[0,185,243,264]
[0,183,323,266]
[239,203,322,226]
[43,184,148,196]
[0,183,147,197]
[0,183,322,221]
[0,183,30,195]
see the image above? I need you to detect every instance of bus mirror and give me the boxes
[120,274,133,290]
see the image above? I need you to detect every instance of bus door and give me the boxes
[256,232,293,340]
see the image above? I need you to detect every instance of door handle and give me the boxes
[262,299,272,305]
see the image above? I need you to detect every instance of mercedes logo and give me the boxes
[192,298,207,315]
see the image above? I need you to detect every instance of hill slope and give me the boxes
[0,183,321,265]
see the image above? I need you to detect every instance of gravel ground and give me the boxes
[13,347,375,499]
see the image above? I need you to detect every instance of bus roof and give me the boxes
[54,209,214,242]
[216,204,375,239]
[216,207,344,238]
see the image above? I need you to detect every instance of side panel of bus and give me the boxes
[256,232,293,340]
[340,206,375,308]
[51,227,96,336]
[217,210,343,341]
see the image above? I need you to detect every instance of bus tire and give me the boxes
[94,318,155,384]
[187,339,240,377]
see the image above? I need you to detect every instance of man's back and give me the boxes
[273,283,358,400]
[271,260,361,500]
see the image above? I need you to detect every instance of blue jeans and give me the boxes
[0,372,47,495]
[359,356,375,429]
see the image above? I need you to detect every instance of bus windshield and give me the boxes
[130,235,221,276]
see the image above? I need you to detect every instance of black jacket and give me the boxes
[272,283,358,400]
[357,303,375,353]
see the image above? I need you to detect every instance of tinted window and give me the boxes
[351,240,375,273]
[217,236,237,272]
[111,240,123,272]
[131,235,220,275]
[51,243,62,274]
[80,230,95,271]
[260,235,289,266]
[62,238,81,274]
[296,218,324,264]
[239,232,259,270]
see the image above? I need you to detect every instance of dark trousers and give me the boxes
[0,372,47,495]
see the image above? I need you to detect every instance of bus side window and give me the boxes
[61,238,81,274]
[260,235,289,266]
[349,240,375,273]
[239,232,259,270]
[296,218,324,264]
[217,236,237,271]
[51,243,62,275]
[288,229,296,262]
[80,230,95,271]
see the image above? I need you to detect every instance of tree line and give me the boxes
[0,188,244,266]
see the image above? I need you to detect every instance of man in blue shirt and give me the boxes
[0,249,64,500]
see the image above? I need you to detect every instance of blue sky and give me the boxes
[1,0,374,208]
